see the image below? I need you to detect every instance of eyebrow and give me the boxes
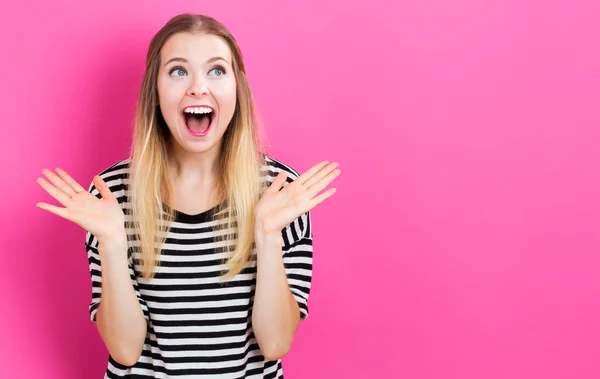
[164,56,230,66]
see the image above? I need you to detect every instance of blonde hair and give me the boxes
[129,14,265,280]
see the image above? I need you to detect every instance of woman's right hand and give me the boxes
[36,168,127,245]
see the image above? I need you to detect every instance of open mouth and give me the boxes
[182,106,214,137]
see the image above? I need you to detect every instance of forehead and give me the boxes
[160,32,232,64]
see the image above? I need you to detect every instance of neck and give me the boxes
[167,141,222,185]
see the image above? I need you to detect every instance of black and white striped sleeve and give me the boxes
[84,177,150,323]
[281,210,313,320]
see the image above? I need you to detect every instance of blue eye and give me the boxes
[209,66,225,77]
[169,67,187,77]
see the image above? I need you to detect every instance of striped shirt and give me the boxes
[85,156,313,378]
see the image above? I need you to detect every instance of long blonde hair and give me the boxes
[129,14,265,280]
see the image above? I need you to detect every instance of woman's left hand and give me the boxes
[254,161,341,237]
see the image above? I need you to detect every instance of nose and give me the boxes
[186,75,209,97]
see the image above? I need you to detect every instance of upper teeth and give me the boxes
[184,106,212,114]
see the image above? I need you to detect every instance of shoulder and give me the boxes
[261,155,312,241]
[87,157,132,200]
[84,157,131,248]
[261,155,302,186]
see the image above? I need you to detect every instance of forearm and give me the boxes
[252,232,300,361]
[96,238,147,366]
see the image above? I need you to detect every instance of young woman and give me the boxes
[36,13,340,378]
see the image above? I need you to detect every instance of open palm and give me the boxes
[255,161,341,235]
[36,168,126,242]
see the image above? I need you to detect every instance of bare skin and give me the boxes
[36,160,340,363]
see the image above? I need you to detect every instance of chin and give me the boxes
[175,128,227,155]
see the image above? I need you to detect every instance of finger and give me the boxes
[36,202,73,221]
[308,187,337,209]
[307,169,341,198]
[265,171,288,194]
[297,161,330,185]
[56,168,86,194]
[94,175,117,202]
[304,162,339,189]
[37,177,72,207]
[42,169,75,198]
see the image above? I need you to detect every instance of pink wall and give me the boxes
[2,0,599,378]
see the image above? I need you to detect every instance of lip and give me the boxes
[181,104,216,137]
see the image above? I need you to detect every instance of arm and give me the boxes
[94,235,148,367]
[252,231,301,361]
[36,168,149,366]
[251,160,339,360]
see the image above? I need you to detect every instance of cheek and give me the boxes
[213,79,237,110]
[158,77,183,108]
[221,78,236,93]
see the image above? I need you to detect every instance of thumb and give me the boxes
[93,175,117,202]
[265,171,288,194]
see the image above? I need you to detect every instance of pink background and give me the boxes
[2,0,600,378]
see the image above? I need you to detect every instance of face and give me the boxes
[157,32,237,155]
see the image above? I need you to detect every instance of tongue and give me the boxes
[187,114,211,134]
